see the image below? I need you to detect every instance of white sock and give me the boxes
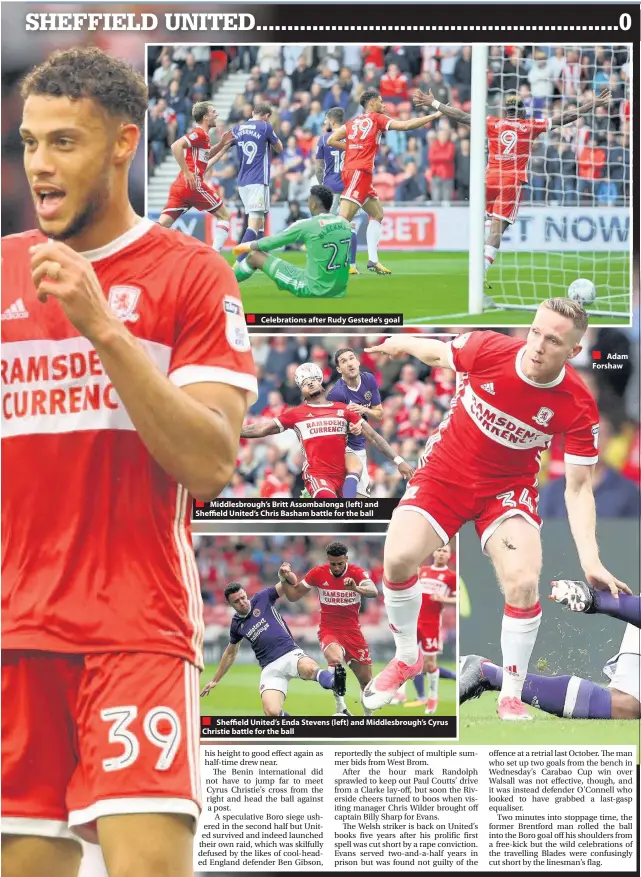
[383,576,421,665]
[499,603,542,702]
[334,693,347,711]
[213,220,230,252]
[236,259,255,277]
[484,244,498,277]
[426,668,439,700]
[366,219,382,263]
[397,682,407,696]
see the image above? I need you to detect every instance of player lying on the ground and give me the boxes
[200,581,347,715]
[413,87,611,283]
[460,581,640,720]
[326,347,384,498]
[392,544,457,714]
[279,542,378,716]
[158,100,235,251]
[240,362,413,498]
[360,300,628,720]
[232,185,352,298]
[327,89,441,275]
[316,107,359,274]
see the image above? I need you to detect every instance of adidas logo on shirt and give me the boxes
[1,298,29,320]
[480,382,495,395]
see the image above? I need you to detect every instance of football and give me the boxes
[567,278,596,306]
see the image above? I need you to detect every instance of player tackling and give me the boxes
[362,299,628,719]
[327,89,441,275]
[2,47,257,877]
[413,87,611,281]
[239,362,412,498]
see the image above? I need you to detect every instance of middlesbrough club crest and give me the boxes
[108,286,141,323]
[532,407,554,427]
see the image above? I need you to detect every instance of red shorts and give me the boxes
[304,471,343,498]
[417,617,442,654]
[161,176,223,217]
[341,169,377,207]
[485,176,523,224]
[1,650,201,842]
[319,626,372,665]
[396,464,541,555]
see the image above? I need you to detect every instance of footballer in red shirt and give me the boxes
[279,542,379,716]
[327,89,441,275]
[239,362,412,498]
[362,301,628,719]
[2,48,257,877]
[413,86,611,281]
[158,100,235,253]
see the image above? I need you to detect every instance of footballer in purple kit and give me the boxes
[327,347,384,498]
[315,108,359,274]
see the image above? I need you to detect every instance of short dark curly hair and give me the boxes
[326,541,349,558]
[360,89,381,109]
[20,47,148,128]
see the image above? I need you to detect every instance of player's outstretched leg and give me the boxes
[363,510,443,710]
[424,658,440,716]
[459,656,613,720]
[363,199,391,275]
[485,516,542,722]
[437,666,456,681]
[551,581,641,627]
[324,645,350,715]
[211,206,231,252]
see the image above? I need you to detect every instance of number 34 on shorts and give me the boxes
[496,487,538,514]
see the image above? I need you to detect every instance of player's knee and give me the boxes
[385,548,421,583]
[500,570,539,605]
[610,689,641,719]
[263,704,282,717]
[106,848,189,877]
[1,836,82,877]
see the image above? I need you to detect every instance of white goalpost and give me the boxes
[468,44,631,319]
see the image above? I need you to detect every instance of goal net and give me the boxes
[470,44,631,318]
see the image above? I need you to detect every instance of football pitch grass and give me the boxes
[200,661,456,719]
[231,251,629,325]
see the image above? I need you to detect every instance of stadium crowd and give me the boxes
[147,43,630,209]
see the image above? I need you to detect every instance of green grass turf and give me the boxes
[460,691,640,749]
[200,661,456,719]
[231,251,630,325]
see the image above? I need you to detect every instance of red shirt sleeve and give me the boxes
[445,330,508,373]
[344,408,362,426]
[564,386,600,466]
[168,250,257,403]
[352,565,372,585]
[529,118,552,139]
[373,112,392,132]
[275,405,299,432]
[301,566,320,589]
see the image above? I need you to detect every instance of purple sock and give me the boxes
[342,473,359,498]
[315,668,334,690]
[438,666,456,680]
[237,227,258,263]
[350,229,358,265]
[280,711,290,716]
[482,663,612,718]
[593,592,641,628]
[257,229,265,241]
[413,672,425,699]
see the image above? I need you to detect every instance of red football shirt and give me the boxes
[1,219,258,669]
[486,117,551,184]
[274,402,361,479]
[301,563,372,628]
[418,565,457,623]
[344,112,392,174]
[184,126,211,176]
[419,331,599,487]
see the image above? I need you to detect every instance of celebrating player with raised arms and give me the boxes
[278,542,379,716]
[327,89,441,275]
[315,107,359,274]
[413,86,611,282]
[326,347,383,498]
[231,102,283,261]
[239,362,412,499]
[200,582,346,716]
[233,185,352,299]
[158,100,235,251]
[3,47,257,877]
[361,299,628,719]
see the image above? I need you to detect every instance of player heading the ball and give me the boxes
[240,361,413,499]
[361,298,628,719]
[327,88,441,276]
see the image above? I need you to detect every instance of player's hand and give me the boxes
[347,402,366,415]
[30,242,120,343]
[343,577,357,591]
[184,170,197,190]
[200,680,218,697]
[397,461,415,480]
[221,130,236,145]
[583,563,631,598]
[349,420,363,435]
[594,88,611,107]
[278,562,297,585]
[232,242,251,258]
[364,337,408,359]
[413,89,435,108]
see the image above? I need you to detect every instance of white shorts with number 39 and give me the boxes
[238,184,270,215]
[346,447,370,496]
[259,648,306,696]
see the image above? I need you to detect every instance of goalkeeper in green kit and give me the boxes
[232,185,351,298]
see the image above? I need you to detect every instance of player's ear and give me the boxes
[113,122,140,166]
[567,343,583,361]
